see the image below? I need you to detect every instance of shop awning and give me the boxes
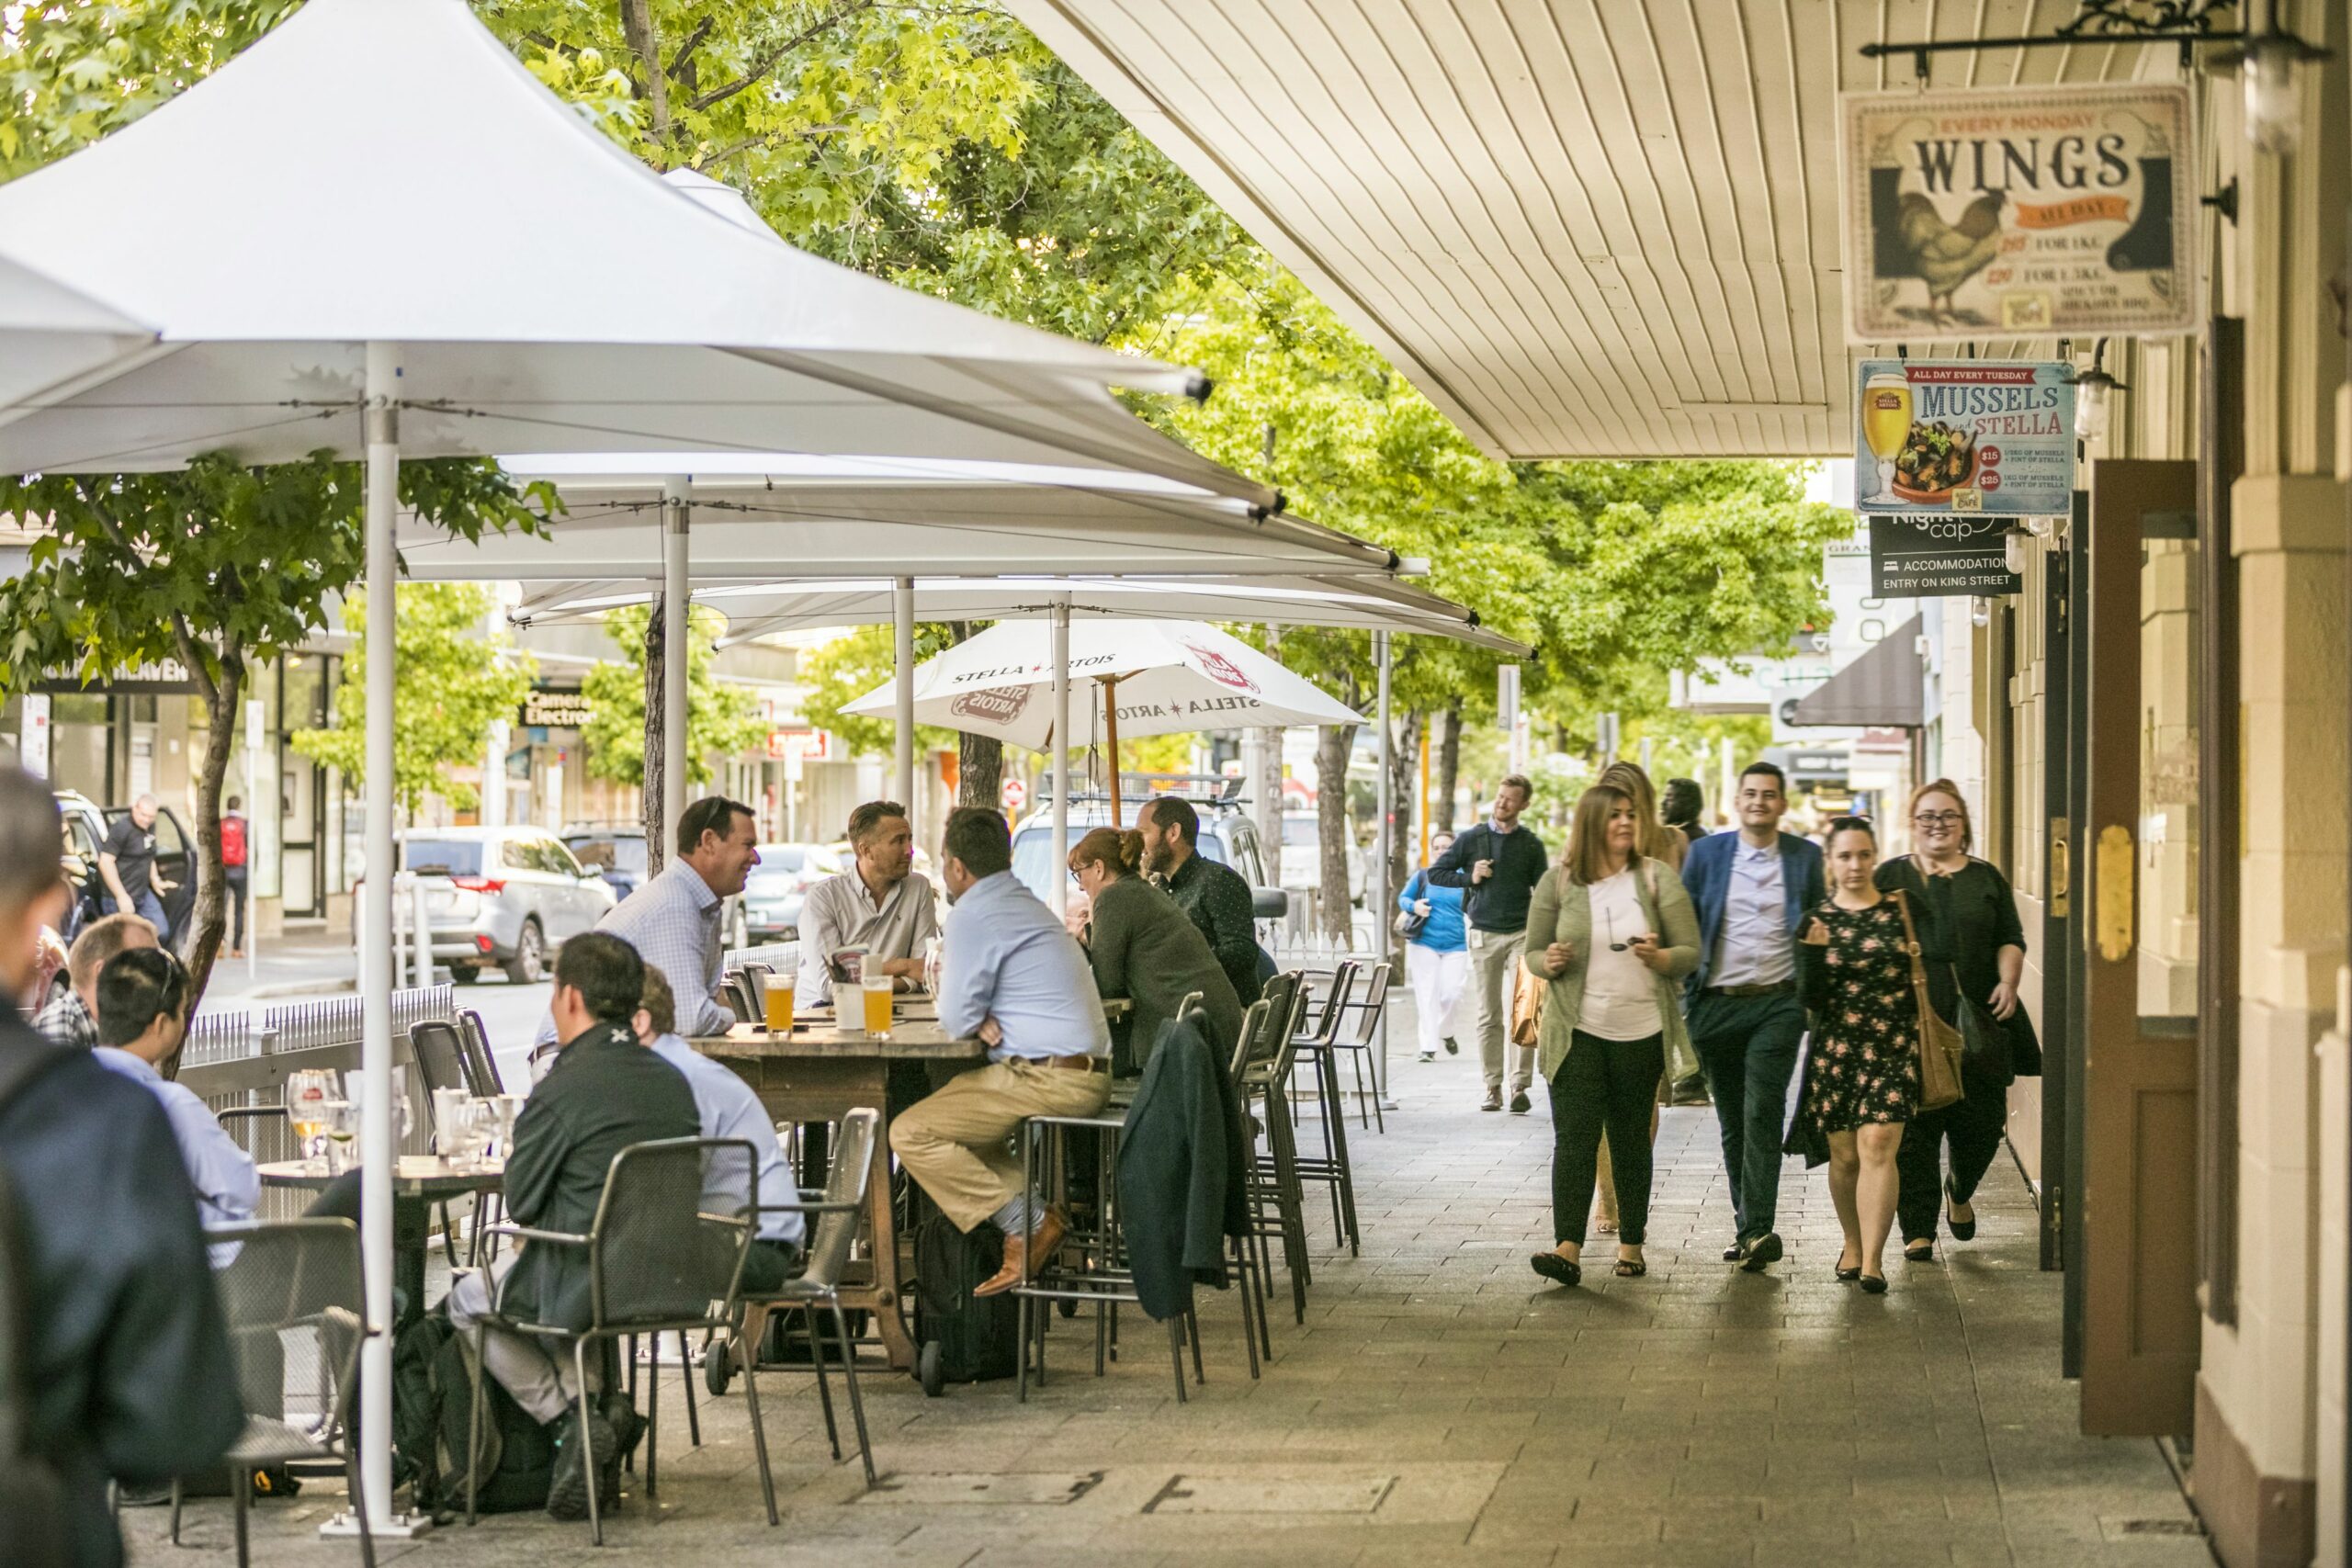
[1791,615,1924,728]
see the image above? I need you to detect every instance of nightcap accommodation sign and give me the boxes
[1841,84,2196,341]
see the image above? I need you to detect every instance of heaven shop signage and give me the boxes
[1869,516,2018,598]
[1856,359,2074,521]
[1841,84,2195,341]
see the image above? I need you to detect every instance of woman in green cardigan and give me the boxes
[1069,827,1244,1073]
[1521,784,1702,1287]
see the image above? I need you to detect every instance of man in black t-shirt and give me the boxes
[1426,775,1550,1112]
[96,796,174,942]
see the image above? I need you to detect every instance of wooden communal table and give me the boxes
[258,1156,503,1333]
[690,1022,984,1371]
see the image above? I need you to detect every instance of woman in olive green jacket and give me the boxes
[1070,828,1244,1073]
[1521,784,1701,1287]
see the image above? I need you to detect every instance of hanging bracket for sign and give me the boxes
[1860,0,2245,76]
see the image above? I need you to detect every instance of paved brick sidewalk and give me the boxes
[133,995,2210,1566]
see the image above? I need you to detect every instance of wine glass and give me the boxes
[287,1069,337,1173]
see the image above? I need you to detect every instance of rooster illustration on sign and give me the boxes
[1887,186,2007,329]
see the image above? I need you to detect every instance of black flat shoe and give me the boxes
[1530,1251,1582,1288]
[1944,1177,1976,1241]
[1613,1256,1646,1278]
[1905,1239,1935,1263]
[1859,1273,1889,1295]
[1835,1257,1862,1282]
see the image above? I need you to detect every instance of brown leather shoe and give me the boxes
[972,1230,1027,1297]
[1022,1207,1069,1276]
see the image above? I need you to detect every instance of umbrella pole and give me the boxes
[357,342,401,1533]
[662,480,689,854]
[1374,630,1396,1110]
[894,578,916,829]
[1050,601,1070,917]
[1103,675,1122,827]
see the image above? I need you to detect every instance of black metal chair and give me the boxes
[1325,960,1393,1133]
[458,1008,503,1094]
[1238,973,1314,1323]
[464,1137,766,1543]
[171,1220,374,1567]
[717,1106,881,1487]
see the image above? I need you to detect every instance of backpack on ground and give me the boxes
[910,1213,1021,1396]
[391,1301,557,1515]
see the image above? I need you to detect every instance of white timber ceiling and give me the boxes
[1010,0,2160,459]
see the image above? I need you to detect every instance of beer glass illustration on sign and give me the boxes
[1862,371,1913,504]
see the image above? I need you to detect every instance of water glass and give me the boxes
[287,1069,338,1172]
[432,1087,471,1159]
[323,1101,358,1175]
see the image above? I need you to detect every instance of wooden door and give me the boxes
[2078,457,2201,1437]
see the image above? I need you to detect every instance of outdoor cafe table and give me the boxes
[258,1156,503,1333]
[690,1021,984,1371]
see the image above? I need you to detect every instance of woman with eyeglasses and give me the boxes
[1874,780,2036,1262]
[1791,816,1917,1292]
[1520,784,1699,1287]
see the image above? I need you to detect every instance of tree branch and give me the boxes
[686,0,876,113]
[666,16,715,78]
[619,0,672,146]
[80,486,220,709]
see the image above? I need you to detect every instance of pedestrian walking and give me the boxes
[1662,778,1707,845]
[1589,761,1688,1232]
[1874,782,2038,1262]
[1679,761,1826,1272]
[1396,829,1467,1063]
[1425,775,1549,1112]
[1789,817,1917,1293]
[220,796,249,958]
[1521,784,1698,1287]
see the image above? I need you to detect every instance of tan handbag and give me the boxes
[1892,888,1965,1113]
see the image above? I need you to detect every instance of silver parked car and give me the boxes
[393,828,617,985]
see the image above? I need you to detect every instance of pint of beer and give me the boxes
[862,975,895,1039]
[764,977,795,1032]
[1862,371,1913,502]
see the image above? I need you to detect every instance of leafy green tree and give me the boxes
[581,603,770,788]
[293,582,538,817]
[0,457,549,1013]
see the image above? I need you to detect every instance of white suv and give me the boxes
[389,827,616,984]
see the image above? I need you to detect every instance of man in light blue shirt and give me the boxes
[536,795,760,1047]
[1679,761,1826,1273]
[89,947,257,1263]
[891,807,1110,1299]
[631,964,803,1291]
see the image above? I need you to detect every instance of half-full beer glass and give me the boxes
[1862,371,1913,502]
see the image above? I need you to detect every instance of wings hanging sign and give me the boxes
[1840,84,2195,342]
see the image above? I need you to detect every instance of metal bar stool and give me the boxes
[1238,972,1315,1324]
[1288,962,1363,1254]
[1325,960,1393,1133]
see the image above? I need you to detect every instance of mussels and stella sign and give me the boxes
[1869,516,2019,599]
[1855,359,2074,520]
[1841,84,2195,341]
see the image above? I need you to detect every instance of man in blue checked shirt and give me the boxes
[890,807,1110,1298]
[633,964,803,1289]
[536,795,761,1048]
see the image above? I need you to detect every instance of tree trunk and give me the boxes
[1315,723,1357,945]
[1434,702,1462,835]
[172,657,244,1068]
[641,599,666,876]
[957,732,1002,810]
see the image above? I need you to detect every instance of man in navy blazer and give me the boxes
[1679,761,1826,1272]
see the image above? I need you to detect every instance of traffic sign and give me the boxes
[1001,776,1028,813]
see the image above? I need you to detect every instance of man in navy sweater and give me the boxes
[1679,761,1826,1272]
[1425,775,1550,1113]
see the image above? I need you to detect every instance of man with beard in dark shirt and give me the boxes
[1137,795,1263,1008]
[0,767,241,1568]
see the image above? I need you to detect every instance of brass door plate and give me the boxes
[2050,816,2071,918]
[2095,823,2134,962]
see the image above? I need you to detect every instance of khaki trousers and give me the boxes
[888,1057,1113,1234]
[1468,928,1534,1094]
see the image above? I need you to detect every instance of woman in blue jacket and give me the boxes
[1398,830,1469,1062]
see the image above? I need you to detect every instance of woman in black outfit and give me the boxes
[1873,781,2038,1262]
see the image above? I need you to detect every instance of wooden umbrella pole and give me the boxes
[1103,674,1123,827]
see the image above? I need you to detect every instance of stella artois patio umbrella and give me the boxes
[844,617,1361,828]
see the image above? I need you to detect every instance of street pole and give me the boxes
[244,696,263,985]
[893,577,916,829]
[661,480,690,854]
[1049,600,1070,919]
[1374,631,1396,1108]
[352,340,408,1537]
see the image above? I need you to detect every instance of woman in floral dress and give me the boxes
[1792,817,1917,1293]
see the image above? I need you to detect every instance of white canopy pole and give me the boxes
[662,479,690,852]
[1050,599,1070,918]
[1374,629,1395,1104]
[894,577,916,824]
[357,341,401,1534]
